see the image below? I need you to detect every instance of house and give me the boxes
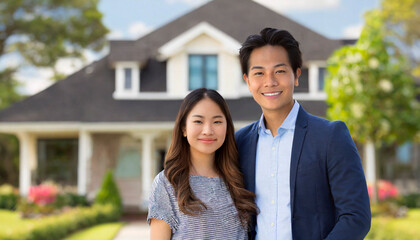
[0,0,354,211]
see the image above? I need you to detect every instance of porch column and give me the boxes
[78,130,92,195]
[140,133,156,210]
[18,132,36,197]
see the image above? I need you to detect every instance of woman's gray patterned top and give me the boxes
[147,171,248,240]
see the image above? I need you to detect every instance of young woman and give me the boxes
[148,88,258,240]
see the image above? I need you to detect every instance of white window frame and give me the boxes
[293,61,327,100]
[113,62,140,98]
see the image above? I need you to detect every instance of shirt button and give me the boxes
[271,200,275,204]
[272,147,275,151]
[271,173,275,177]
[271,222,275,227]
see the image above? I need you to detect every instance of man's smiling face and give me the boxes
[244,45,300,115]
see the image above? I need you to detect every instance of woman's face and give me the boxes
[183,97,227,160]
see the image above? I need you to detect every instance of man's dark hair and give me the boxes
[239,28,302,76]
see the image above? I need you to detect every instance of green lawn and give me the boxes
[0,209,124,240]
[0,209,37,235]
[63,222,124,240]
[366,209,420,240]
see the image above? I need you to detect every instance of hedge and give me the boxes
[0,204,119,240]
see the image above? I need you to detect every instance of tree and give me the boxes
[0,0,109,185]
[95,171,123,216]
[325,10,420,202]
[1,0,108,78]
[380,0,420,77]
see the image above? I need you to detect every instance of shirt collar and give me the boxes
[258,100,300,133]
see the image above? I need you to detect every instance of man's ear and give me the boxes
[243,73,251,89]
[294,68,301,87]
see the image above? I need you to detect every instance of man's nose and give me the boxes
[264,72,279,87]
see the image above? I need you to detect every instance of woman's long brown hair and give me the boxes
[164,88,258,226]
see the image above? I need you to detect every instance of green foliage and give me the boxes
[0,69,23,110]
[0,134,20,187]
[55,193,89,208]
[94,171,122,215]
[0,0,109,69]
[366,209,420,240]
[0,184,19,210]
[325,10,420,145]
[0,204,120,240]
[380,0,420,77]
[397,193,420,208]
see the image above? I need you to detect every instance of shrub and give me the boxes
[55,193,89,208]
[0,204,120,240]
[367,179,399,201]
[94,171,122,215]
[397,193,420,209]
[0,184,19,210]
[28,184,58,206]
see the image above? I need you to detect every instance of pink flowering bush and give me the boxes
[367,180,399,201]
[28,184,58,205]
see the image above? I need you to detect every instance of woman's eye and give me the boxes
[193,120,202,124]
[214,121,222,124]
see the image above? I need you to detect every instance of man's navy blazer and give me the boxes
[235,106,371,240]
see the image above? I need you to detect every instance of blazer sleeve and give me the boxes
[325,121,371,240]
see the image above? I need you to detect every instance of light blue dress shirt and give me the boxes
[255,101,300,240]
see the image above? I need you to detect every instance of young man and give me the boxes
[235,28,371,240]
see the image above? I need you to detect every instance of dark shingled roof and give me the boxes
[109,0,343,64]
[0,0,331,123]
[0,56,327,122]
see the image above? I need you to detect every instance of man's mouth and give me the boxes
[262,91,282,96]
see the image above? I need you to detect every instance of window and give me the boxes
[124,68,132,90]
[36,139,78,186]
[295,68,309,93]
[318,67,326,91]
[189,55,218,90]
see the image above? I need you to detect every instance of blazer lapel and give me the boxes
[245,123,259,193]
[290,106,308,214]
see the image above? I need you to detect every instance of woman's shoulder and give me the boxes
[152,170,171,190]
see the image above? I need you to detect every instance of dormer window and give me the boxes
[114,62,140,96]
[124,68,133,90]
[188,54,218,90]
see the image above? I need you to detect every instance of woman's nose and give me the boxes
[202,123,214,135]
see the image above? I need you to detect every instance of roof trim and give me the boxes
[157,21,241,60]
[0,121,253,134]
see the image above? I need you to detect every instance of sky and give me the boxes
[9,0,381,96]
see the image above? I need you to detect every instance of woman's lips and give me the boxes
[198,138,216,144]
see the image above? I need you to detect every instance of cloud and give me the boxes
[14,49,103,96]
[254,0,340,12]
[128,22,155,39]
[15,67,54,95]
[165,0,209,7]
[107,30,124,40]
[342,24,363,39]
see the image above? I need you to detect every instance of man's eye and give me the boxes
[254,72,263,76]
[276,70,285,74]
